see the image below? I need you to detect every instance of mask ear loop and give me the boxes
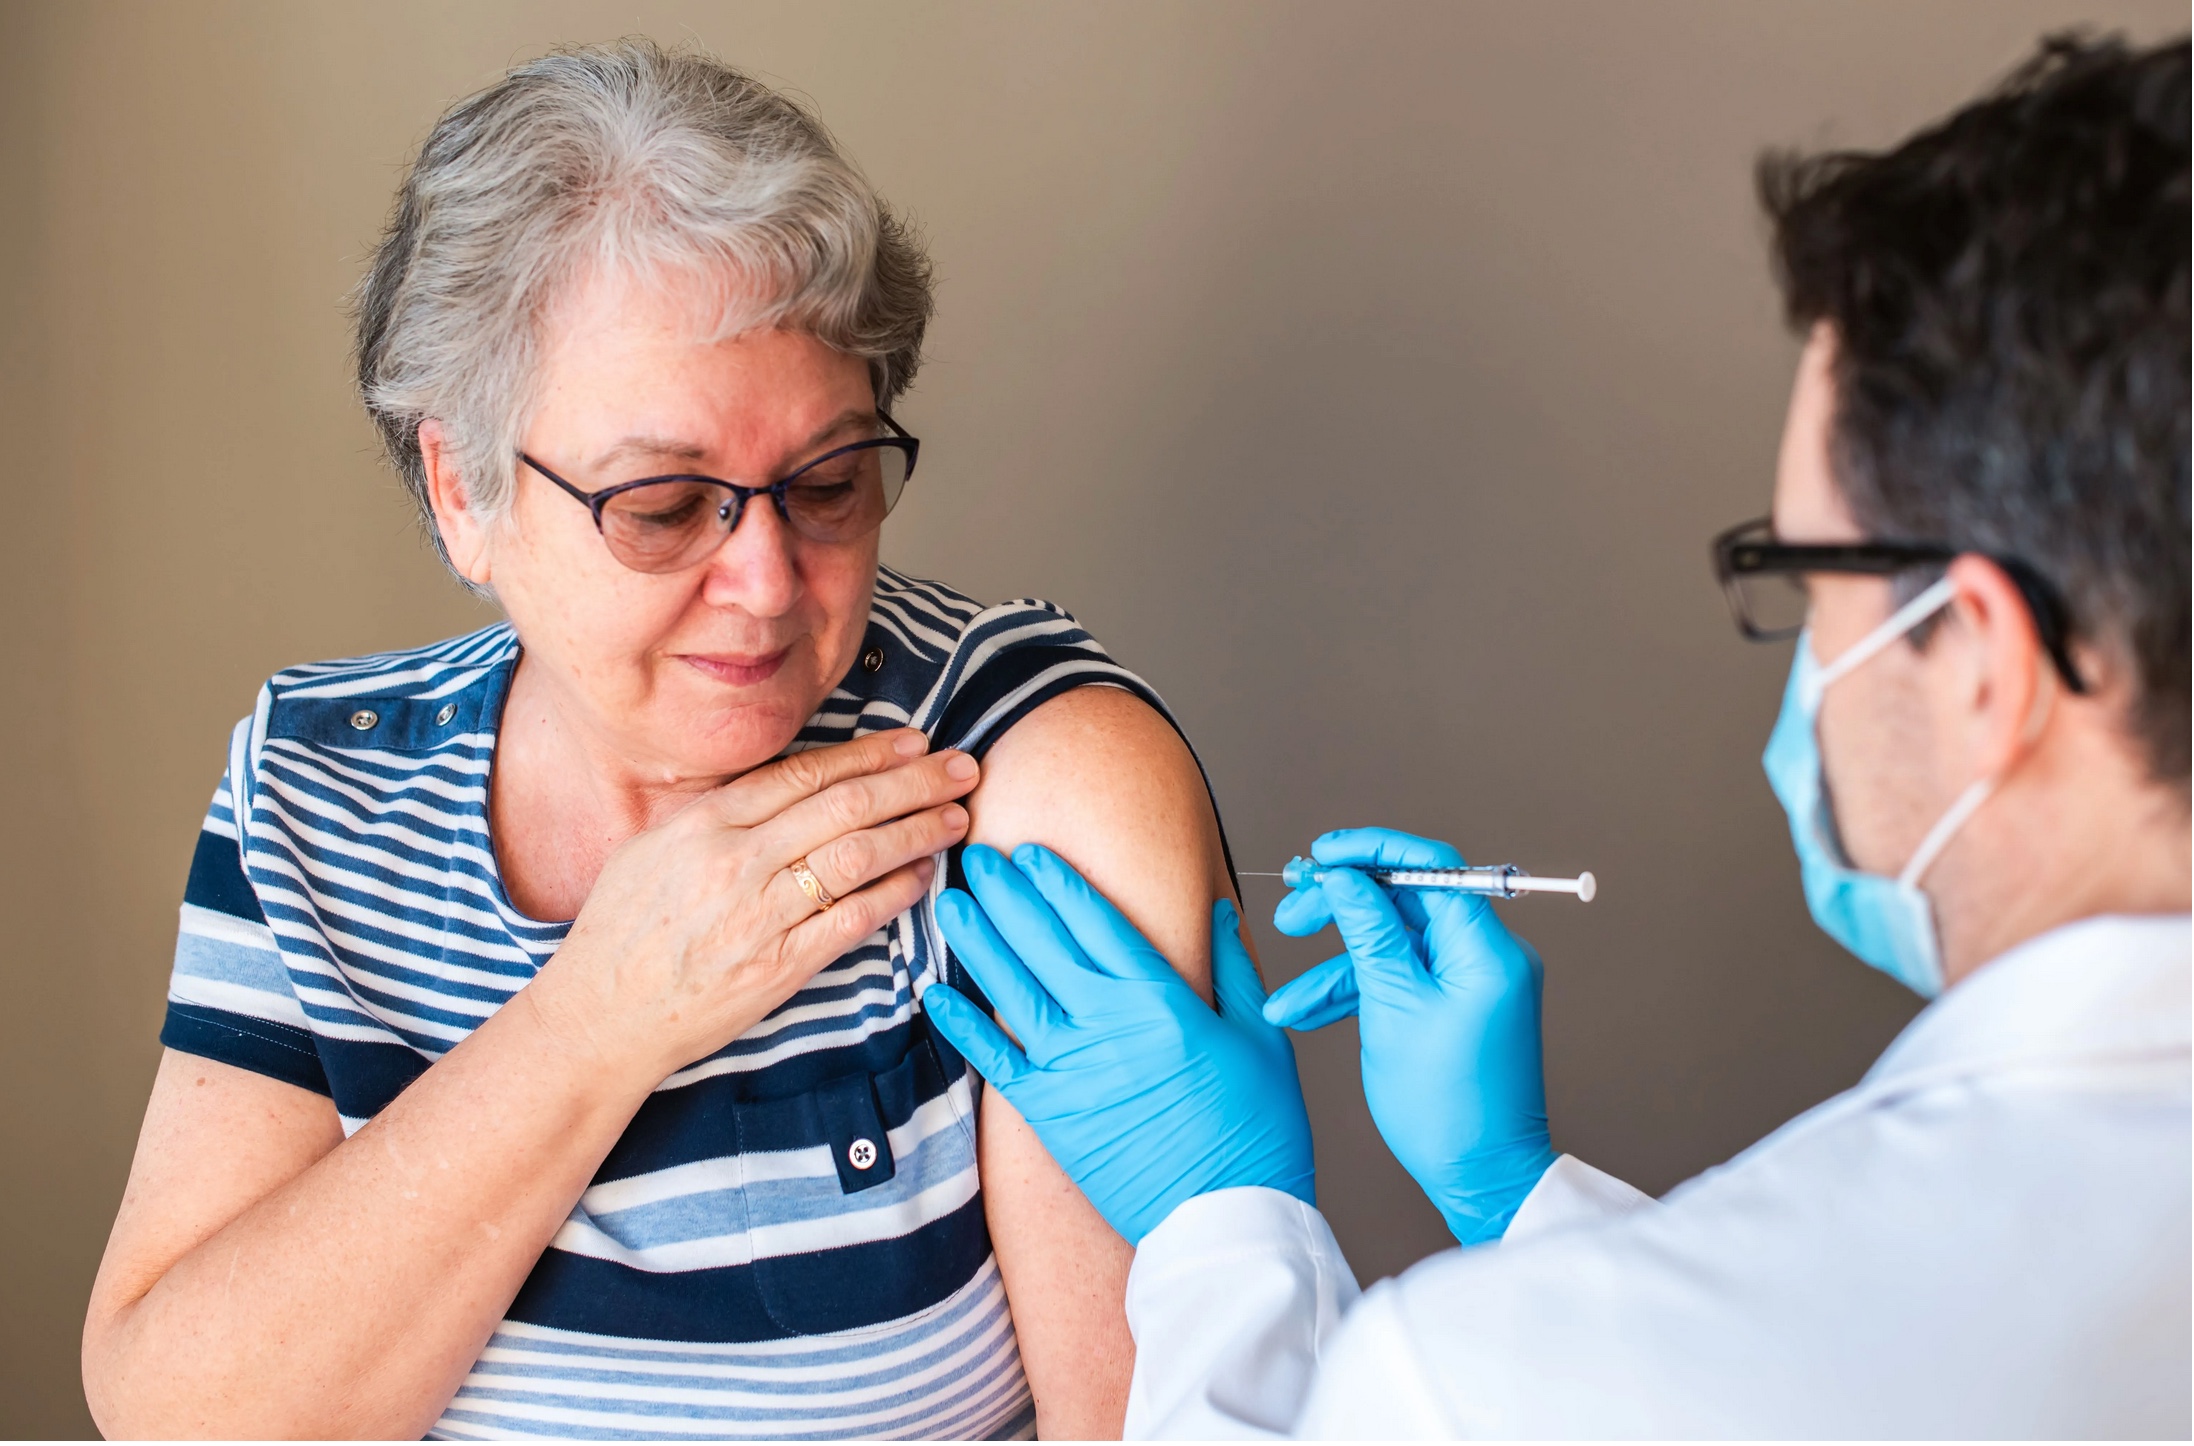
[1898,776,1996,889]
[1895,587,2063,891]
[1813,576,1962,694]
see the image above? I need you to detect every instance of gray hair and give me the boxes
[354,39,934,564]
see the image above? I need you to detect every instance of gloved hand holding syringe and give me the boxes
[921,827,1582,1252]
[1246,827,1577,1244]
[1242,857,1596,902]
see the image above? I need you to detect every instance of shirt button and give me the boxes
[861,645,885,674]
[435,703,457,726]
[847,1138,878,1170]
[348,709,378,731]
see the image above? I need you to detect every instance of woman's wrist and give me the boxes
[507,954,678,1100]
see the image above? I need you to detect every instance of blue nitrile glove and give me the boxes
[1263,827,1557,1245]
[921,843,1316,1244]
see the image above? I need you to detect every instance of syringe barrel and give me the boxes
[1278,857,1518,896]
[1380,866,1517,893]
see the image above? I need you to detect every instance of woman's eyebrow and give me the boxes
[797,409,882,451]
[591,412,879,475]
[592,435,713,472]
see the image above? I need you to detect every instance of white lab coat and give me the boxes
[1124,915,2191,1438]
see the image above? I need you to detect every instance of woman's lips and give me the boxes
[679,648,791,686]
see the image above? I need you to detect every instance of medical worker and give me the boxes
[920,34,2191,1438]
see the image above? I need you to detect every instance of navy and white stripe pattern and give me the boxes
[162,567,1192,1440]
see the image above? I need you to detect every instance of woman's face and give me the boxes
[446,269,882,781]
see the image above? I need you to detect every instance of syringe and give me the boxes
[1241,858,1598,903]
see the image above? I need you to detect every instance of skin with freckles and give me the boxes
[1770,326,2188,986]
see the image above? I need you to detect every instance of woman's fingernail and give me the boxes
[941,804,969,831]
[915,857,938,883]
[894,730,928,757]
[944,752,979,780]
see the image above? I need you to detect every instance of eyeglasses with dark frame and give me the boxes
[1710,516,2087,693]
[519,412,919,574]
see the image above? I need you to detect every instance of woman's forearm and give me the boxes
[86,990,652,1439]
[88,733,970,1438]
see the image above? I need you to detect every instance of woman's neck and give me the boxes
[488,654,743,923]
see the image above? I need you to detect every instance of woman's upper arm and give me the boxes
[85,1051,342,1345]
[965,684,1230,999]
[961,683,1234,1438]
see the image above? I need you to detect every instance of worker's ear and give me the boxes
[1934,555,2052,780]
[419,419,496,587]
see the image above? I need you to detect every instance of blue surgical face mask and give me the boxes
[1762,577,1999,999]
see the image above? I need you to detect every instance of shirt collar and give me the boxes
[1863,913,2191,1089]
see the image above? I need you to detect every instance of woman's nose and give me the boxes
[698,496,803,615]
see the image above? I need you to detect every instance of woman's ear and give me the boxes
[419,419,494,587]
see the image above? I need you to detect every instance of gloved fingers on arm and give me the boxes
[922,983,1034,1091]
[1208,899,1270,1022]
[936,886,1070,1060]
[959,844,1120,1014]
[1260,951,1360,1031]
[1310,827,1465,870]
[1320,867,1434,1001]
[1009,842,1183,987]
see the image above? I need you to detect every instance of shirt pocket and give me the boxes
[735,1039,992,1336]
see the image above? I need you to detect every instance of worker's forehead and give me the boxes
[1771,329,1862,544]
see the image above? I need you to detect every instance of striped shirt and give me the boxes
[161,567,1205,1440]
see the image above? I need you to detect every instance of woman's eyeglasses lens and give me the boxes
[595,444,910,574]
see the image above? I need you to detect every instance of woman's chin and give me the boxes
[656,676,826,776]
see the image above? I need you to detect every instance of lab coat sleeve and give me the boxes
[1122,1160,1654,1439]
[1122,1187,1362,1438]
[1287,1157,1660,1438]
[1504,1152,1656,1242]
[1290,1280,1457,1438]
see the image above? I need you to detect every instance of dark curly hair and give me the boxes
[1761,33,2189,787]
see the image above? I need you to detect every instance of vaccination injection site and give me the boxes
[8,1,2188,1440]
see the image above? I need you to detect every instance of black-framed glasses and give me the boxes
[1711,516,2086,692]
[520,412,918,574]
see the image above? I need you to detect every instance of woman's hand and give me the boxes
[85,725,975,1440]
[526,726,977,1084]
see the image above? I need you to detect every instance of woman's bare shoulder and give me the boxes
[964,685,1227,996]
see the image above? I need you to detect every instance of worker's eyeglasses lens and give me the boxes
[593,442,911,573]
[1729,568,1810,638]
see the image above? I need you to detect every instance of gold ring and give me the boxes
[788,857,837,912]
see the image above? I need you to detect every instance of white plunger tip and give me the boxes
[1576,871,1597,904]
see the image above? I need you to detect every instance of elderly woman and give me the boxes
[81,42,1234,1440]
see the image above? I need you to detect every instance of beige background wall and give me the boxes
[3,1,2180,1433]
